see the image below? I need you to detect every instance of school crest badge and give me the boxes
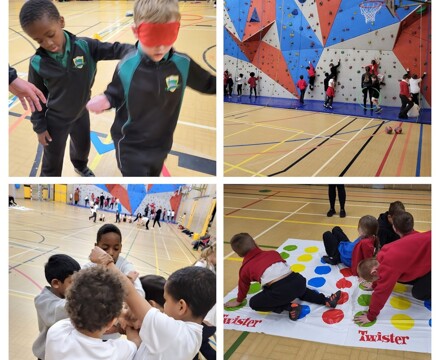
[72,56,85,69]
[165,75,180,92]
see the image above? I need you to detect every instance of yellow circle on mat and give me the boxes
[305,246,319,253]
[291,263,306,272]
[393,283,407,293]
[391,314,414,330]
[297,254,313,262]
[390,296,412,310]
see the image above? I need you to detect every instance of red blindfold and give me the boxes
[135,22,180,47]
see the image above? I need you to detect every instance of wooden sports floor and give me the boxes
[224,184,431,360]
[224,104,431,177]
[9,199,207,360]
[9,0,216,177]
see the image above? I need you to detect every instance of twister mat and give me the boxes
[224,239,431,353]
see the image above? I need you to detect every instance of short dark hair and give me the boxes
[393,211,414,235]
[96,224,122,243]
[45,254,80,284]
[388,201,405,216]
[250,72,255,77]
[140,275,166,307]
[300,75,304,79]
[403,74,410,80]
[230,233,256,257]
[165,267,215,319]
[66,266,125,333]
[19,0,61,29]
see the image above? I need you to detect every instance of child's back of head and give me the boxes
[358,215,378,238]
[388,201,405,216]
[230,233,256,257]
[392,211,414,236]
[140,274,166,309]
[165,266,215,321]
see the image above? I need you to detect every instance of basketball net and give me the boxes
[359,1,385,24]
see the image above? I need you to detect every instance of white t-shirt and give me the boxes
[45,319,137,360]
[134,308,202,360]
[409,78,422,94]
[260,261,291,286]
[32,287,68,359]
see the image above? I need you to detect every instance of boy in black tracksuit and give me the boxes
[87,0,216,176]
[19,0,134,177]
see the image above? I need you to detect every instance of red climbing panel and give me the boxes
[316,0,343,46]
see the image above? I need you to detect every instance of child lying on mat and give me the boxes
[224,233,341,321]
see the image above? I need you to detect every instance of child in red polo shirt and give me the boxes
[306,61,316,90]
[324,79,335,109]
[248,72,258,98]
[296,75,307,104]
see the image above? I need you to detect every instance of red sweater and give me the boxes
[367,230,431,321]
[248,77,257,88]
[351,238,375,276]
[297,79,307,90]
[236,247,285,302]
[399,80,411,98]
[326,86,335,97]
[307,64,315,77]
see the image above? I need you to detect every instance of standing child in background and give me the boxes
[248,72,258,98]
[323,72,332,92]
[296,75,307,104]
[224,70,229,96]
[398,74,414,119]
[89,202,98,222]
[32,254,81,360]
[306,61,316,90]
[45,266,139,359]
[361,66,373,110]
[371,75,382,113]
[324,79,335,109]
[19,0,133,177]
[321,215,380,277]
[224,233,341,321]
[227,74,234,97]
[236,73,244,97]
[87,0,216,176]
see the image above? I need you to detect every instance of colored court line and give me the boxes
[224,331,250,360]
[153,231,159,275]
[9,110,30,134]
[226,191,280,216]
[161,164,171,177]
[10,267,43,291]
[227,257,244,262]
[375,122,403,176]
[416,124,424,176]
[225,124,259,139]
[396,122,413,176]
[224,161,265,177]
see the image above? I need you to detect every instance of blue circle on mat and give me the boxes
[424,299,431,311]
[320,257,327,264]
[298,305,311,320]
[314,265,331,275]
[308,277,326,288]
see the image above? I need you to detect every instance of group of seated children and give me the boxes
[33,223,216,360]
[225,201,431,325]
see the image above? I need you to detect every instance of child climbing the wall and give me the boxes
[306,61,316,90]
[321,215,380,278]
[224,233,341,321]
[248,72,258,98]
[324,79,335,109]
[408,70,427,106]
[398,74,414,119]
[296,75,307,105]
[323,72,333,92]
[236,73,244,97]
[329,59,341,82]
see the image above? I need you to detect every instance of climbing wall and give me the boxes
[224,0,431,107]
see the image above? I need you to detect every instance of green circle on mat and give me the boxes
[225,298,247,311]
[259,189,272,193]
[248,282,262,294]
[354,311,377,327]
[283,245,298,251]
[280,251,290,259]
[359,282,372,291]
[358,294,372,306]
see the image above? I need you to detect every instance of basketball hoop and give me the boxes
[359,0,385,24]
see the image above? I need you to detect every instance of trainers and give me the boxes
[288,303,302,321]
[321,255,339,265]
[325,290,342,308]
[327,209,336,217]
[323,104,328,108]
[375,107,382,113]
[339,209,346,218]
[328,105,333,109]
[74,167,95,177]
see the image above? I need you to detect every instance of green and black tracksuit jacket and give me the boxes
[104,44,216,176]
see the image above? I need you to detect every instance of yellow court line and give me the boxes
[9,292,34,301]
[224,131,304,175]
[225,257,243,262]
[153,231,159,275]
[227,118,305,133]
[225,125,259,139]
[89,132,113,171]
[225,214,358,229]
[224,161,266,177]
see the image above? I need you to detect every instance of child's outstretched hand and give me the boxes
[89,246,113,265]
[354,312,371,325]
[87,94,111,114]
[224,299,242,308]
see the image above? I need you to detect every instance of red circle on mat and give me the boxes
[338,291,349,305]
[340,268,353,277]
[336,278,352,289]
[322,309,344,324]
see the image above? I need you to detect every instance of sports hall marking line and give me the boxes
[312,118,374,177]
[9,246,59,271]
[375,121,403,176]
[225,191,280,216]
[226,117,305,134]
[224,106,266,119]
[224,161,265,177]
[9,110,30,134]
[224,331,250,360]
[266,117,356,177]
[29,141,43,177]
[8,27,37,52]
[339,121,384,177]
[89,132,113,171]
[396,122,414,176]
[167,224,199,261]
[202,44,216,73]
[122,226,141,260]
[226,257,243,262]
[178,120,216,131]
[224,124,259,139]
[416,124,424,177]
[162,164,171,177]
[9,267,43,291]
[153,231,159,275]
[9,292,35,301]
[225,131,304,175]
[10,289,37,299]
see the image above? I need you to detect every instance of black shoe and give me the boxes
[288,303,302,321]
[74,167,95,177]
[339,209,346,218]
[327,209,336,217]
[325,290,342,308]
[322,255,339,265]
